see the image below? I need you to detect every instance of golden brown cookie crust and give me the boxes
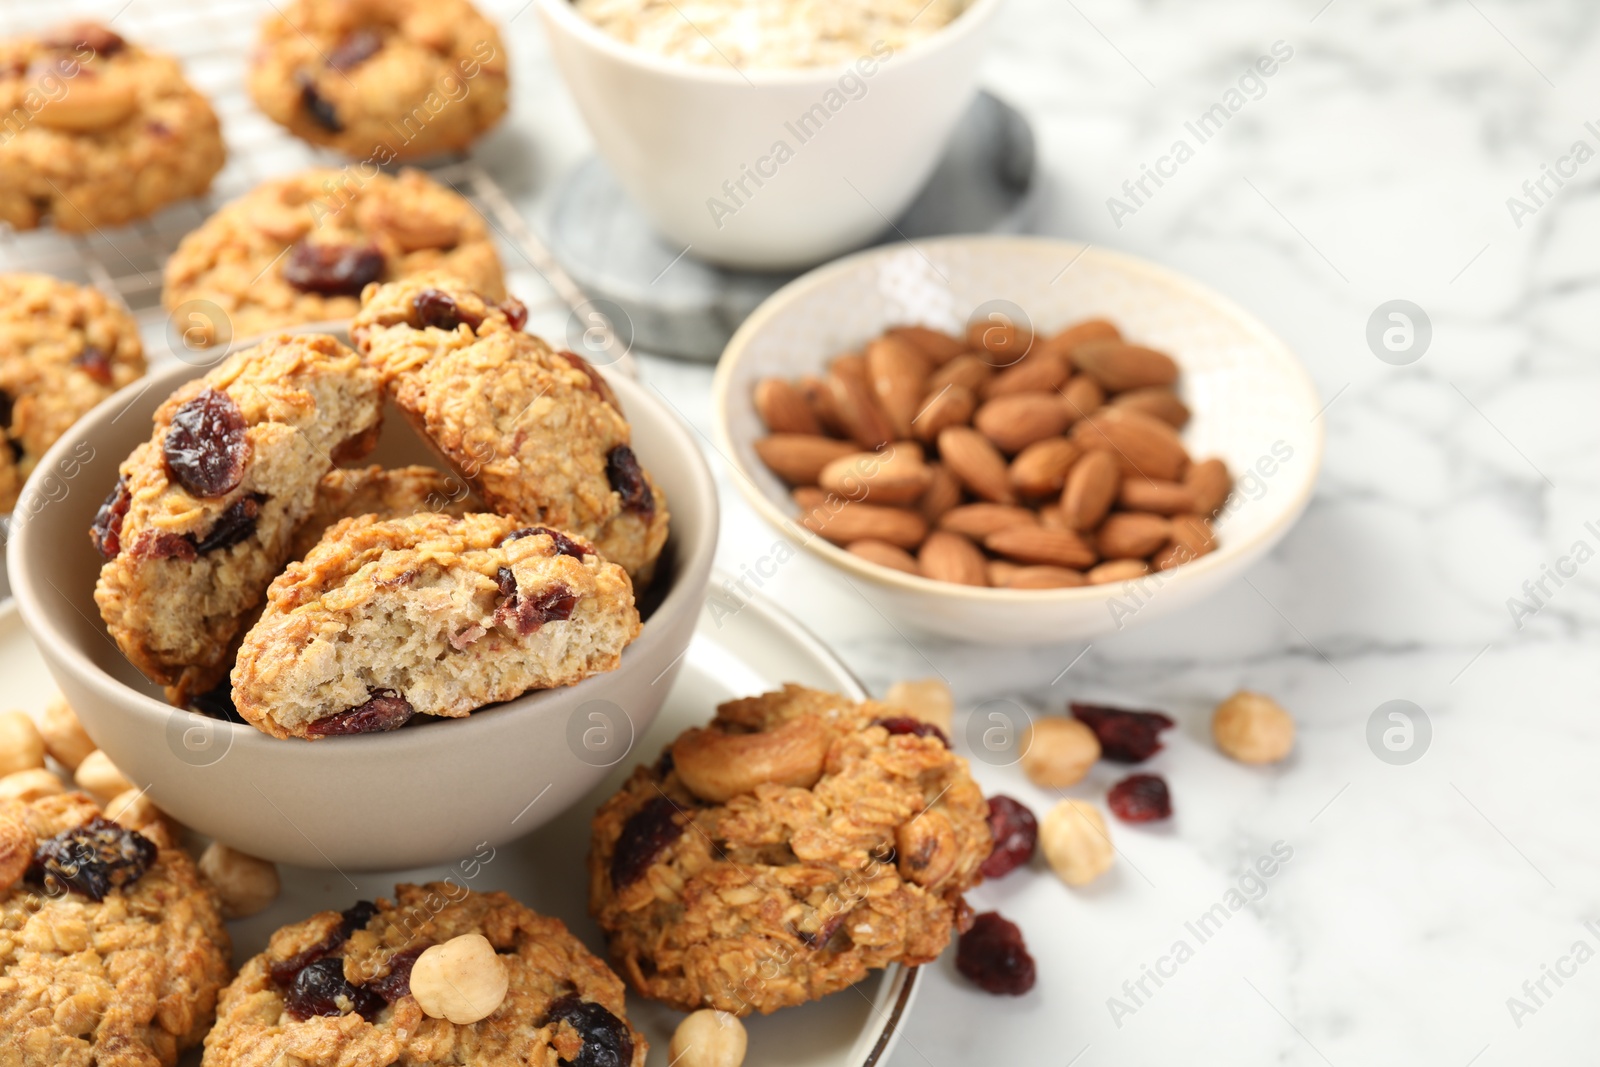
[202,883,646,1067]
[289,464,481,561]
[249,0,509,160]
[0,23,225,232]
[589,684,992,1015]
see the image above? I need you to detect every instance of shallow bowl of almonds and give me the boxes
[712,235,1323,643]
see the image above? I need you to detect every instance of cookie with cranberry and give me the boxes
[203,883,644,1067]
[352,274,669,583]
[0,22,225,231]
[0,791,231,1067]
[0,274,145,511]
[93,334,384,705]
[248,0,508,160]
[589,684,991,1015]
[162,168,505,344]
[231,512,640,739]
[289,464,482,561]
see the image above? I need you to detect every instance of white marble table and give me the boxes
[490,0,1600,1062]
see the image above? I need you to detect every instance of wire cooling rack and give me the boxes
[0,0,619,372]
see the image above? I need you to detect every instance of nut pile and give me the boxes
[751,318,1235,589]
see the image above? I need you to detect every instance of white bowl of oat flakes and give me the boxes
[536,0,1004,270]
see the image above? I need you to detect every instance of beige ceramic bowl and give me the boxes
[9,338,718,870]
[712,235,1323,644]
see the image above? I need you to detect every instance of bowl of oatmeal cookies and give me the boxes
[536,0,1004,269]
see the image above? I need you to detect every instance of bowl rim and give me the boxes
[710,233,1325,604]
[9,342,719,753]
[533,0,1004,87]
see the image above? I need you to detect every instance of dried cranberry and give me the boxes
[90,476,131,558]
[871,716,950,748]
[499,296,528,331]
[502,526,591,559]
[269,901,377,986]
[556,351,619,409]
[0,391,12,428]
[340,900,379,933]
[194,493,265,555]
[1071,703,1175,763]
[137,531,197,562]
[45,22,125,56]
[610,795,684,890]
[979,796,1037,879]
[606,446,653,519]
[368,945,427,1002]
[327,28,383,72]
[412,288,481,331]
[956,912,1036,996]
[163,388,248,498]
[284,957,384,1021]
[540,994,635,1067]
[282,240,383,297]
[494,573,578,636]
[797,913,846,950]
[28,817,156,902]
[307,691,414,737]
[1108,773,1172,822]
[191,679,247,724]
[75,346,113,385]
[297,75,343,132]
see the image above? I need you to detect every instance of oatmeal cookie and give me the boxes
[0,274,144,511]
[231,512,640,739]
[352,274,670,582]
[0,791,231,1067]
[93,333,384,705]
[162,168,505,344]
[0,22,224,232]
[203,884,644,1067]
[249,0,508,160]
[589,684,992,1015]
[289,464,481,561]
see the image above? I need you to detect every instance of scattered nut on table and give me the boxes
[197,841,281,919]
[1212,690,1295,764]
[75,750,134,803]
[1040,799,1114,886]
[39,696,95,771]
[1020,718,1101,787]
[670,1009,748,1067]
[0,709,46,777]
[410,933,509,1024]
[883,678,954,734]
[0,768,64,802]
[104,788,162,830]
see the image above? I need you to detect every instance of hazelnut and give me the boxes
[670,1009,748,1067]
[0,808,35,892]
[882,679,954,734]
[75,750,133,803]
[104,788,162,830]
[197,841,281,919]
[1019,718,1100,787]
[410,933,509,1024]
[1212,690,1295,764]
[1040,799,1114,886]
[0,768,64,802]
[0,710,46,777]
[39,696,95,771]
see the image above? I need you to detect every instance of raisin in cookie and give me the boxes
[0,22,224,232]
[93,334,383,705]
[162,168,505,344]
[589,684,991,1015]
[289,464,482,561]
[353,275,670,582]
[249,0,508,161]
[0,274,145,511]
[231,512,640,739]
[203,884,644,1067]
[0,791,231,1067]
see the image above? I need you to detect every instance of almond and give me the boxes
[792,486,829,511]
[974,394,1070,454]
[755,434,857,485]
[802,499,927,549]
[1152,514,1216,570]
[1111,386,1190,428]
[987,559,1020,586]
[919,463,963,523]
[1097,513,1172,559]
[984,526,1097,569]
[918,531,988,586]
[937,426,1015,504]
[754,378,821,434]
[848,539,922,575]
[926,353,992,395]
[818,444,932,505]
[1087,559,1150,585]
[796,375,846,437]
[1185,458,1232,517]
[1044,318,1121,358]
[1071,409,1190,481]
[1118,478,1194,514]
[1005,565,1088,589]
[1010,438,1082,497]
[867,336,929,439]
[1059,450,1119,530]
[939,503,1039,539]
[984,353,1069,399]
[966,317,1032,364]
[887,325,966,364]
[911,384,976,444]
[1037,503,1071,530]
[1073,341,1180,392]
[827,367,894,450]
[1058,375,1105,423]
[830,352,868,388]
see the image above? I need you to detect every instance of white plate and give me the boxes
[0,587,916,1067]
